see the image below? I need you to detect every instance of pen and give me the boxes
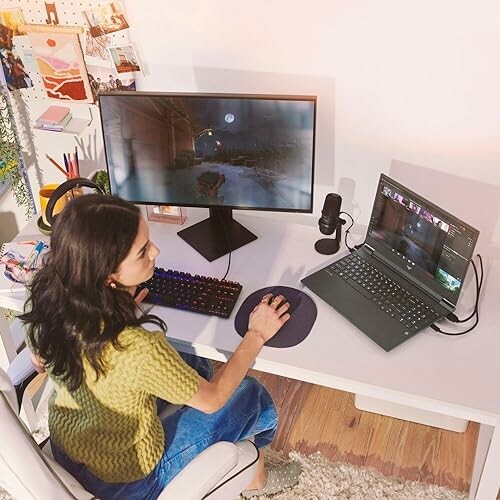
[24,241,46,270]
[63,153,70,176]
[45,154,68,177]
[74,146,80,177]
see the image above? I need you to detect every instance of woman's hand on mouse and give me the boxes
[247,293,291,344]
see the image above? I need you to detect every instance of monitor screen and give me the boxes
[99,92,316,212]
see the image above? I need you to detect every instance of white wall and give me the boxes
[2,0,500,254]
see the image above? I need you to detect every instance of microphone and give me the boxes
[315,193,344,255]
[318,193,342,235]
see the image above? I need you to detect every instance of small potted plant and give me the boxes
[87,168,111,195]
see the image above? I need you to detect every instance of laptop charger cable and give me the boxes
[430,254,483,336]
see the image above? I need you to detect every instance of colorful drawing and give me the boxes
[28,31,93,102]
[82,2,129,37]
[0,8,26,36]
[108,44,141,74]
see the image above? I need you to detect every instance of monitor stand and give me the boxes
[177,207,257,262]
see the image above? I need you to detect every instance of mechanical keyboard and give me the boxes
[138,267,242,319]
[329,253,442,332]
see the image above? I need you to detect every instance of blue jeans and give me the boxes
[51,352,277,499]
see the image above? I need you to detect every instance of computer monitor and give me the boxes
[99,91,317,261]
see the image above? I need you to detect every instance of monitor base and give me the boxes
[178,208,257,262]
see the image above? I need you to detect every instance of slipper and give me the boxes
[241,461,301,498]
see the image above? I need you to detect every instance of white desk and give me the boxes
[1,209,499,499]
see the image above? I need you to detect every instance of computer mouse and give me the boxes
[234,286,317,348]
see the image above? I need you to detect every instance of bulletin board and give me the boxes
[0,0,140,207]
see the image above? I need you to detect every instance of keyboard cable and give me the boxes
[430,254,483,336]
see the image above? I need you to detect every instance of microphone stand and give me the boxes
[315,217,346,255]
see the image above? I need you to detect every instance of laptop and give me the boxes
[301,174,480,351]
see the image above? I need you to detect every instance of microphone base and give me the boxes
[314,218,344,255]
[315,238,340,255]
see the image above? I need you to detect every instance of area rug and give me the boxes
[241,449,468,500]
[1,409,468,500]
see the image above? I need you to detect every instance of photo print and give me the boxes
[86,61,135,102]
[1,46,33,90]
[108,44,141,73]
[28,30,93,102]
[0,8,26,36]
[83,2,129,38]
[84,30,111,61]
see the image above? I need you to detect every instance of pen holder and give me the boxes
[43,178,105,230]
[39,183,67,227]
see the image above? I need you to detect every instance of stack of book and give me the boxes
[35,105,72,132]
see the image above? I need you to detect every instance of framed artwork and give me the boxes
[26,25,93,103]
[146,205,186,225]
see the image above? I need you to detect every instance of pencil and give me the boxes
[45,154,69,177]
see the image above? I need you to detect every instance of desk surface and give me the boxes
[3,209,500,424]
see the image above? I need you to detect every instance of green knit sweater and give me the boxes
[47,326,200,483]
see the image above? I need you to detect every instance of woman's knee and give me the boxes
[239,377,277,419]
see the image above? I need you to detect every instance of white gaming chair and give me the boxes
[0,367,259,499]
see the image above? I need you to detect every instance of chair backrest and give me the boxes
[0,366,257,500]
[0,368,94,500]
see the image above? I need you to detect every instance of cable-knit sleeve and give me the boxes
[135,329,200,404]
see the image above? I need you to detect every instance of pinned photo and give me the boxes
[0,23,13,50]
[86,62,135,102]
[82,2,129,38]
[84,30,111,61]
[1,48,33,90]
[0,8,26,36]
[108,44,141,73]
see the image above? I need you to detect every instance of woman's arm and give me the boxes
[186,294,290,414]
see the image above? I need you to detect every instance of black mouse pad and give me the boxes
[234,286,317,348]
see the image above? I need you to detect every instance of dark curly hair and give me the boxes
[20,194,165,391]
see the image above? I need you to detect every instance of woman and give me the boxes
[21,194,301,499]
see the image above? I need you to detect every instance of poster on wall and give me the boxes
[26,26,93,103]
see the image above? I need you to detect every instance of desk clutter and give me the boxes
[0,240,49,294]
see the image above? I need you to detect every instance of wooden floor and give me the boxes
[248,368,478,493]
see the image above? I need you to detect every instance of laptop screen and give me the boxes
[366,174,479,305]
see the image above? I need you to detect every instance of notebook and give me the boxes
[0,240,49,294]
[35,105,71,125]
[302,174,480,351]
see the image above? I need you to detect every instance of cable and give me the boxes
[339,211,355,252]
[221,247,232,281]
[219,210,232,281]
[430,254,483,336]
[446,255,483,323]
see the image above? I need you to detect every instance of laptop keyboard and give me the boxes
[327,253,442,333]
